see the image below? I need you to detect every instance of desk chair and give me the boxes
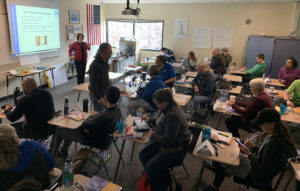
[233,162,289,191]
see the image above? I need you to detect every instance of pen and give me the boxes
[217,132,229,138]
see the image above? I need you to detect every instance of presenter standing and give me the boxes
[68,33,90,84]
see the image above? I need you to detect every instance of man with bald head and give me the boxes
[4,78,55,139]
[210,48,225,78]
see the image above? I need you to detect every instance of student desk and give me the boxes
[112,116,153,183]
[185,71,198,78]
[173,93,193,107]
[265,78,285,88]
[174,81,193,89]
[191,132,240,191]
[1,66,55,97]
[230,70,247,75]
[217,86,243,95]
[223,74,242,83]
[280,109,300,124]
[265,88,287,99]
[171,63,181,68]
[61,174,122,190]
[73,72,125,102]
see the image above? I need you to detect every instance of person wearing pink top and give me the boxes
[278,57,300,89]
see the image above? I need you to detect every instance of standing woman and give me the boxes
[68,33,91,84]
[139,88,190,191]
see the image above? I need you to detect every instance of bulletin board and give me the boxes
[65,24,83,43]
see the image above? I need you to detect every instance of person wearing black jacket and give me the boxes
[4,78,55,139]
[210,48,225,79]
[139,88,190,191]
[55,86,121,158]
[88,42,112,111]
[204,108,297,191]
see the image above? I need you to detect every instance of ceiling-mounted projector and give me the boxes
[122,0,140,16]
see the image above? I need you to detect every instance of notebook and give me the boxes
[211,129,233,145]
[83,175,121,191]
[134,119,150,131]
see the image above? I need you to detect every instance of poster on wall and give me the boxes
[213,27,234,48]
[175,18,188,39]
[193,27,212,49]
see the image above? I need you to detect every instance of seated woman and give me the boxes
[139,88,190,191]
[0,124,54,190]
[181,51,197,72]
[205,108,297,191]
[226,78,273,138]
[278,57,300,89]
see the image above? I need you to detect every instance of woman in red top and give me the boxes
[68,33,90,84]
[225,78,273,138]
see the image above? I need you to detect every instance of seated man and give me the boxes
[127,65,164,116]
[4,78,55,139]
[156,55,176,88]
[284,79,300,108]
[226,78,273,138]
[161,47,175,62]
[210,48,225,79]
[55,86,122,158]
[242,53,266,79]
[192,61,216,111]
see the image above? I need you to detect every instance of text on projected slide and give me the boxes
[9,5,60,54]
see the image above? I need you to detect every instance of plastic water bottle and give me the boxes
[202,126,211,142]
[180,74,185,82]
[220,89,228,102]
[64,97,69,115]
[63,159,74,187]
[233,62,237,71]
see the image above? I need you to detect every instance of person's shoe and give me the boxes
[57,149,68,159]
[203,185,219,191]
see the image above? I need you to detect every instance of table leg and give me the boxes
[216,114,223,130]
[77,91,81,103]
[113,140,125,166]
[38,72,42,87]
[130,142,136,162]
[113,139,126,183]
[6,76,9,101]
[50,130,58,158]
[51,69,55,88]
[190,160,206,191]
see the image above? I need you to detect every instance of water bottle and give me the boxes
[180,74,185,82]
[64,97,69,115]
[202,126,211,142]
[233,62,237,71]
[220,89,228,102]
[63,159,74,187]
[83,98,89,112]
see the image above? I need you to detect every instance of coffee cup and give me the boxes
[269,86,275,92]
[230,95,236,101]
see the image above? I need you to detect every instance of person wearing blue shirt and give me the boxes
[192,61,216,111]
[156,55,176,88]
[161,47,175,62]
[127,65,164,115]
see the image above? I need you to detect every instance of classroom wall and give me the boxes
[0,0,103,98]
[104,2,297,67]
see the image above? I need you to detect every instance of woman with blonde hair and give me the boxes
[0,124,54,190]
[181,51,198,72]
[139,88,190,191]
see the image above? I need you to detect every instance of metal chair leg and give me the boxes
[182,163,189,178]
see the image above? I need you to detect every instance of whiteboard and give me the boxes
[213,27,234,49]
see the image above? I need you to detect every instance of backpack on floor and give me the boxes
[137,173,151,191]
[72,148,91,174]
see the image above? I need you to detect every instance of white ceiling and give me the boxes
[100,0,300,3]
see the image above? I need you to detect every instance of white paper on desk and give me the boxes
[264,77,270,83]
[223,105,235,113]
[9,69,18,75]
[196,139,216,156]
[213,100,220,111]
[186,78,194,83]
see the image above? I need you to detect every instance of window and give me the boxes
[107,20,163,51]
[107,21,133,47]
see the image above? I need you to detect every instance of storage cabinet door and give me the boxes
[260,37,275,76]
[246,36,261,69]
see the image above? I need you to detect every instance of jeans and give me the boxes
[54,127,83,153]
[75,61,87,85]
[193,95,211,111]
[139,142,186,191]
[89,93,105,112]
[127,99,155,116]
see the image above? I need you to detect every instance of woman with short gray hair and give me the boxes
[225,78,273,138]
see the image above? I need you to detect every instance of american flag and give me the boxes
[86,4,101,45]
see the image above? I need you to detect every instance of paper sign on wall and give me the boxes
[175,18,188,39]
[213,27,234,48]
[73,24,82,33]
[194,27,212,49]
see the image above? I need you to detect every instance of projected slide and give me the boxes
[9,5,60,54]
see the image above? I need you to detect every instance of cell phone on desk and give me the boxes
[234,138,246,147]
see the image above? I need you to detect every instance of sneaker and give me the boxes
[203,185,219,191]
[57,149,68,159]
